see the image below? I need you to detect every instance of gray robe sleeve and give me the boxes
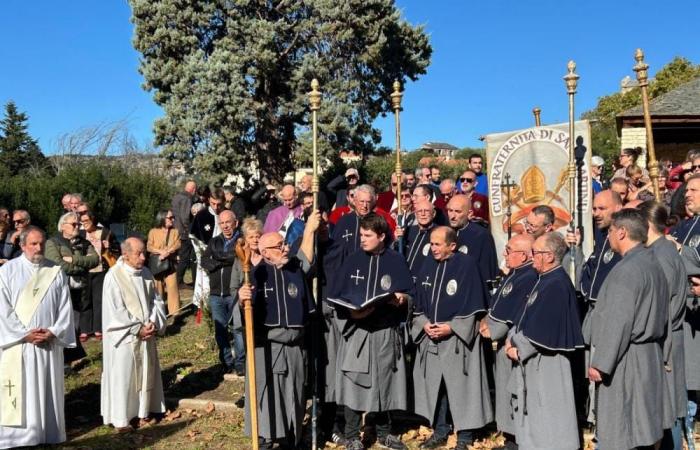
[411,313,429,343]
[512,330,539,362]
[448,315,478,347]
[487,317,510,342]
[680,245,700,276]
[590,282,636,375]
[296,249,313,274]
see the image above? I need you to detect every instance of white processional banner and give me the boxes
[484,120,594,266]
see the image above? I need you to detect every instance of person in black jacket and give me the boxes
[200,210,242,374]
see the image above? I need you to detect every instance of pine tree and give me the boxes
[0,101,47,175]
[129,0,432,181]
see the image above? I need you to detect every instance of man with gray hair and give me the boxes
[101,237,167,430]
[2,210,31,260]
[0,226,75,448]
[505,232,584,450]
[589,209,669,449]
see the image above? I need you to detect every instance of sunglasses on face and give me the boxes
[459,177,474,183]
[692,165,700,171]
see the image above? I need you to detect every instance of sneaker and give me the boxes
[330,431,347,446]
[345,438,365,450]
[421,433,448,449]
[377,434,407,450]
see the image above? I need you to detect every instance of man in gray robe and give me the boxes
[670,174,700,449]
[590,209,669,450]
[639,200,688,450]
[506,233,584,450]
[412,226,492,449]
[480,233,538,450]
[238,213,318,449]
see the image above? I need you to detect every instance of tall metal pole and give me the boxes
[564,60,580,284]
[633,49,661,201]
[533,107,542,127]
[309,79,322,210]
[391,80,405,254]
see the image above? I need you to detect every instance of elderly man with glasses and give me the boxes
[2,210,31,260]
[238,212,319,449]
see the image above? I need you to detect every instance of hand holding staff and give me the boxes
[633,49,661,201]
[564,60,580,284]
[391,80,405,254]
[235,239,259,450]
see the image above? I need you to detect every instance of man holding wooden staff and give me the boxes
[238,211,320,449]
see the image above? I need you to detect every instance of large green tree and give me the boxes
[582,56,700,160]
[130,0,432,182]
[0,101,47,175]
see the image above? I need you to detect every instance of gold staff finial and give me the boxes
[633,48,660,200]
[391,80,404,223]
[308,79,322,210]
[533,107,542,127]
[564,60,579,95]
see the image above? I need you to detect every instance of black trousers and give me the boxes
[79,271,105,334]
[344,406,391,441]
[176,238,196,284]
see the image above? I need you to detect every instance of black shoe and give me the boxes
[421,433,448,449]
[345,438,365,450]
[376,434,407,450]
[454,440,475,450]
[330,431,347,446]
[493,441,518,450]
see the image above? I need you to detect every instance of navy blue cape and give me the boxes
[251,257,314,327]
[415,252,487,323]
[454,221,499,287]
[489,262,539,325]
[515,266,584,351]
[579,227,621,301]
[327,247,414,310]
[404,224,434,277]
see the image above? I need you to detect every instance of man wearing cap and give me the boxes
[591,156,606,194]
[328,168,360,208]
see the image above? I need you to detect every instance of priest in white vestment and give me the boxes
[101,237,166,429]
[0,226,75,449]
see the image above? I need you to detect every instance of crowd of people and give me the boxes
[4,148,700,450]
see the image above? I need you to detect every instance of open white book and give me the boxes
[325,292,395,311]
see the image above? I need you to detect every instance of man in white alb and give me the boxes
[0,226,75,448]
[101,237,167,430]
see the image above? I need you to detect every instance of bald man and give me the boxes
[173,180,198,286]
[101,237,167,430]
[239,218,318,448]
[298,174,329,211]
[481,233,538,449]
[263,184,303,234]
[446,195,498,289]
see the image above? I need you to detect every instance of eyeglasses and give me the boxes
[264,242,287,251]
[13,219,26,224]
[65,222,79,227]
[77,210,89,215]
[532,250,552,256]
[400,193,412,198]
[692,165,700,171]
[459,177,475,183]
[505,247,526,255]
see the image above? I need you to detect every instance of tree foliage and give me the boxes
[582,56,700,160]
[130,0,432,182]
[0,101,48,175]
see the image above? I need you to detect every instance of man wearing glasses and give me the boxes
[457,170,489,225]
[505,232,584,450]
[480,233,538,450]
[395,199,436,278]
[2,210,31,260]
[238,215,318,449]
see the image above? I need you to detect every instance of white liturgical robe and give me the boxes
[101,258,166,428]
[0,255,75,449]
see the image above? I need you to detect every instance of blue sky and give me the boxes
[1,1,699,154]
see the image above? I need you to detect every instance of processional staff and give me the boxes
[307,78,322,450]
[391,80,405,255]
[564,60,580,284]
[235,240,259,450]
[533,107,542,127]
[633,49,661,202]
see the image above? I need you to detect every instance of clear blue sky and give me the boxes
[1,1,699,154]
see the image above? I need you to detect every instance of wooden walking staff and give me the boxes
[633,49,661,201]
[391,80,405,254]
[564,60,580,284]
[235,240,259,450]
